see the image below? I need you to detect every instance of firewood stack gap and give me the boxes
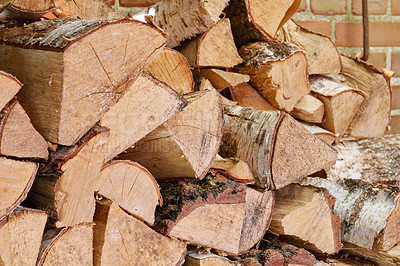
[0,0,397,265]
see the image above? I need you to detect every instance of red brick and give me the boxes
[119,0,159,7]
[392,86,400,109]
[310,0,347,14]
[352,0,387,15]
[298,0,307,12]
[392,54,400,77]
[367,53,386,70]
[392,0,400,15]
[295,21,331,36]
[386,115,400,135]
[335,22,400,47]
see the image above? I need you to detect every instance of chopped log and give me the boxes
[196,78,237,106]
[225,0,301,47]
[184,249,235,265]
[0,18,166,145]
[146,48,194,95]
[301,177,400,251]
[118,89,223,181]
[64,0,122,19]
[211,157,255,184]
[269,184,342,254]
[28,126,109,227]
[0,0,55,22]
[0,207,47,266]
[151,0,229,47]
[310,74,365,136]
[327,135,400,184]
[341,55,391,138]
[37,224,93,266]
[340,243,400,266]
[299,121,336,145]
[154,175,274,255]
[193,69,250,92]
[230,82,277,111]
[290,94,324,123]
[178,18,243,68]
[236,41,309,112]
[0,99,48,159]
[99,72,187,162]
[0,71,21,111]
[95,160,162,225]
[0,158,37,220]
[221,105,337,189]
[275,20,342,75]
[93,199,187,265]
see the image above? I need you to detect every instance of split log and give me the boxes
[0,158,38,220]
[301,177,400,252]
[196,78,237,106]
[28,126,109,227]
[64,0,122,19]
[146,48,194,95]
[299,121,336,145]
[310,74,365,136]
[211,157,255,184]
[236,41,309,112]
[327,135,400,184]
[269,184,342,254]
[95,160,162,225]
[0,18,166,145]
[340,243,400,266]
[0,71,21,111]
[230,82,277,111]
[93,199,187,265]
[290,94,324,123]
[99,72,187,162]
[221,105,337,189]
[0,99,48,159]
[118,89,223,181]
[178,18,243,68]
[225,0,301,47]
[37,224,93,266]
[184,249,236,265]
[341,55,391,138]
[154,175,274,255]
[275,20,342,75]
[194,69,250,92]
[0,207,47,266]
[0,0,55,22]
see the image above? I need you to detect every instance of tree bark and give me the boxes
[0,0,55,22]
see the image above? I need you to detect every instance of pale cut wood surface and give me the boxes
[184,249,235,266]
[194,69,250,92]
[341,243,400,266]
[290,94,324,123]
[211,157,255,184]
[0,71,21,111]
[65,0,122,19]
[230,82,277,111]
[299,121,336,145]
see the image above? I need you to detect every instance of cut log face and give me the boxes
[301,177,400,252]
[65,0,122,19]
[0,207,47,266]
[93,200,187,265]
[211,157,255,184]
[0,0,55,22]
[0,99,48,159]
[99,72,187,162]
[153,0,229,47]
[146,48,194,95]
[341,55,391,138]
[236,41,309,112]
[290,94,325,123]
[0,71,21,111]
[118,89,223,181]
[178,18,243,68]
[340,243,400,266]
[276,20,342,75]
[221,105,337,189]
[299,121,336,145]
[310,74,365,136]
[154,175,274,255]
[194,69,250,92]
[185,249,235,265]
[37,224,93,266]
[95,160,162,225]
[269,184,342,254]
[0,158,37,220]
[230,82,277,111]
[0,18,166,145]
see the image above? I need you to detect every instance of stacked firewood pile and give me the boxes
[0,0,398,265]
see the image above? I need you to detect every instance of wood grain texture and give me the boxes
[0,71,21,111]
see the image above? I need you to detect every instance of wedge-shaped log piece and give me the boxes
[178,18,243,68]
[65,0,122,19]
[230,82,277,111]
[221,106,337,189]
[154,175,274,255]
[185,249,236,265]
[301,177,400,251]
[99,72,187,162]
[196,78,237,106]
[290,94,325,123]
[0,0,54,22]
[225,0,301,47]
[37,224,93,266]
[194,69,250,92]
[0,99,48,159]
[0,71,21,111]
[276,20,342,75]
[0,18,166,145]
[236,41,309,112]
[327,135,400,184]
[341,55,391,138]
[118,89,223,181]
[146,48,194,95]
[0,158,37,220]
[269,184,342,254]
[299,121,336,145]
[211,157,255,184]
[310,74,365,136]
[94,200,186,265]
[0,207,47,266]
[29,126,109,227]
[95,160,162,225]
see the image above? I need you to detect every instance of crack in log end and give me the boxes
[89,41,116,89]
